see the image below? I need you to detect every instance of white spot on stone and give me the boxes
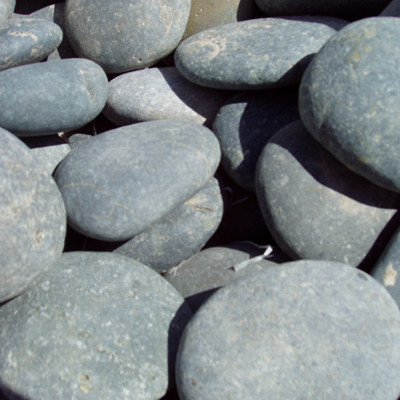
[383,263,397,287]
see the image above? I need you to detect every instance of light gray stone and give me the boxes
[380,0,400,15]
[0,0,15,26]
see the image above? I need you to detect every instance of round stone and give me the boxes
[0,252,192,400]
[0,0,15,26]
[176,260,400,400]
[299,17,400,193]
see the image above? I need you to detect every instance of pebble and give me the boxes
[176,260,400,399]
[0,127,66,303]
[174,16,348,90]
[0,0,14,26]
[0,251,192,400]
[380,0,400,15]
[299,17,400,193]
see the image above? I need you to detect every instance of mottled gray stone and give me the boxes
[176,260,400,400]
[300,17,400,193]
[65,0,191,74]
[255,121,400,268]
[0,58,108,136]
[380,0,400,15]
[175,17,348,90]
[0,128,66,303]
[0,0,15,26]
[54,120,221,242]
[213,88,299,192]
[0,252,192,400]
[114,178,223,273]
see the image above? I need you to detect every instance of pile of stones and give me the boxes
[1,0,400,399]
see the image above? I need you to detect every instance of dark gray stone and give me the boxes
[174,17,348,90]
[299,17,400,193]
[255,121,400,268]
[380,0,400,15]
[0,0,15,26]
[0,251,192,400]
[0,58,108,136]
[104,67,229,127]
[65,0,191,73]
[0,127,66,303]
[54,120,221,242]
[176,260,400,400]
[213,88,299,192]
[114,178,223,273]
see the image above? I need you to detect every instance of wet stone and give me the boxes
[0,251,192,400]
[0,0,15,26]
[255,121,400,268]
[175,16,348,90]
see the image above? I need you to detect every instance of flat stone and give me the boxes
[103,67,229,127]
[380,0,400,15]
[176,260,400,400]
[174,17,348,90]
[65,0,191,73]
[114,178,223,273]
[0,127,66,303]
[0,252,192,400]
[54,120,221,241]
[299,17,400,193]
[213,88,299,192]
[255,120,400,268]
[0,0,15,26]
[0,58,108,136]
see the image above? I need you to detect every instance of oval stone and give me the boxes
[0,58,108,136]
[65,0,191,73]
[0,252,192,400]
[0,0,15,26]
[299,17,400,193]
[54,120,221,241]
[175,17,348,90]
[0,128,66,303]
[176,260,400,399]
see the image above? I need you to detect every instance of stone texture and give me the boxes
[213,88,299,192]
[103,67,229,127]
[300,17,400,193]
[0,251,192,400]
[0,0,15,26]
[176,260,400,400]
[114,178,223,273]
[380,0,400,15]
[65,0,191,73]
[0,127,66,303]
[0,58,108,136]
[255,121,400,268]
[175,17,348,90]
[54,120,221,242]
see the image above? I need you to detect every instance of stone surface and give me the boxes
[0,58,108,136]
[54,120,221,242]
[103,67,229,127]
[175,17,348,90]
[0,127,66,303]
[0,0,15,26]
[176,260,400,400]
[380,0,400,15]
[65,0,191,73]
[300,17,400,193]
[114,178,223,273]
[213,88,299,192]
[255,121,400,268]
[0,251,192,400]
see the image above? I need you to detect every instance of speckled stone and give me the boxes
[0,0,15,26]
[380,0,400,15]
[0,128,66,303]
[175,17,348,90]
[114,178,223,273]
[65,0,191,73]
[0,251,192,400]
[103,67,229,127]
[300,17,400,193]
[54,120,221,242]
[176,260,400,400]
[255,121,400,268]
[213,88,299,192]
[0,58,108,136]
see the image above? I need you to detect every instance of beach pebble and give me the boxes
[0,0,14,26]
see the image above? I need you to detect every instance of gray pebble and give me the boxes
[0,0,15,26]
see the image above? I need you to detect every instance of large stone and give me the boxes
[0,0,15,26]
[176,260,400,399]
[380,0,400,15]
[299,17,400,193]
[0,128,66,303]
[174,17,347,90]
[0,58,108,136]
[54,120,221,242]
[65,0,191,73]
[0,252,192,400]
[255,121,400,268]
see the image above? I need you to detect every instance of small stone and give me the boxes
[380,0,400,15]
[0,0,15,26]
